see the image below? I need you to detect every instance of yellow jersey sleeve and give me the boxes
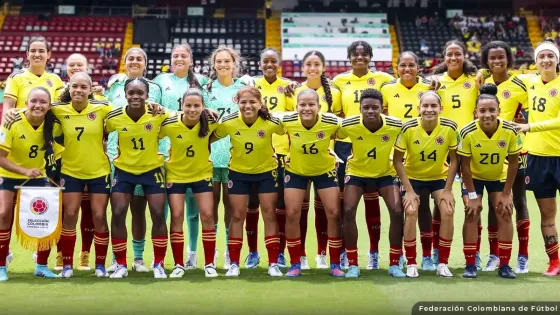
[457,128,472,157]
[509,129,522,155]
[394,127,409,152]
[214,118,229,139]
[3,71,22,103]
[52,75,65,101]
[0,124,14,153]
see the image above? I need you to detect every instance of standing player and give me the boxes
[458,84,520,279]
[105,77,169,279]
[333,41,394,269]
[380,51,435,271]
[282,89,344,278]
[338,89,404,278]
[213,87,284,277]
[287,50,342,269]
[479,41,530,273]
[393,91,459,278]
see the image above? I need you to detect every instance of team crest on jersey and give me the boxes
[277,86,285,93]
[167,183,173,188]
[550,89,558,97]
[257,130,266,138]
[502,90,511,99]
[367,78,376,86]
[60,178,65,187]
[284,175,291,183]
[112,179,117,187]
[88,112,97,121]
[435,136,445,145]
[417,92,424,99]
[0,177,4,185]
[525,176,530,184]
[344,175,350,183]
[144,123,153,131]
[30,197,48,215]
[497,140,506,148]
[233,96,238,103]
[316,131,325,139]
[46,79,53,87]
[321,95,327,102]
[463,82,472,89]
[228,180,233,189]
[381,135,390,142]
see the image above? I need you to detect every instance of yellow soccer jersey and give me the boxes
[4,69,65,108]
[333,70,394,118]
[485,73,528,121]
[381,77,431,121]
[338,115,402,178]
[214,112,284,174]
[105,106,170,175]
[458,119,521,181]
[0,112,47,179]
[437,72,478,130]
[51,100,112,179]
[282,112,340,176]
[159,114,218,183]
[287,82,342,115]
[394,117,459,180]
[254,75,292,155]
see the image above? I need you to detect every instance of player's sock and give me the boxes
[346,247,358,267]
[498,240,512,266]
[60,228,77,267]
[132,239,145,260]
[80,198,95,253]
[265,235,280,264]
[170,232,185,266]
[476,224,483,253]
[186,206,199,252]
[227,237,243,265]
[438,237,452,264]
[112,238,127,266]
[328,237,342,265]
[300,201,309,257]
[246,208,259,253]
[463,242,477,265]
[314,197,328,255]
[389,246,401,266]
[93,231,109,266]
[276,208,287,253]
[339,191,346,251]
[404,238,417,265]
[516,219,530,258]
[488,224,499,256]
[364,192,381,253]
[420,232,432,257]
[432,220,441,252]
[545,241,559,262]
[286,237,302,265]
[0,229,9,267]
[152,236,168,266]
[202,229,216,265]
[36,249,50,265]
[224,228,230,246]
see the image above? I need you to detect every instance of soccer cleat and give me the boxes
[0,266,8,281]
[543,260,560,276]
[482,254,499,272]
[406,264,419,278]
[399,254,406,269]
[185,251,197,270]
[132,259,150,272]
[475,252,482,270]
[153,262,167,279]
[213,249,219,266]
[54,251,63,271]
[388,265,406,278]
[109,264,128,279]
[268,263,283,277]
[498,265,516,279]
[515,255,529,274]
[330,264,345,277]
[285,263,302,277]
[462,264,477,278]
[95,265,109,278]
[6,252,14,270]
[245,251,260,269]
[277,253,287,268]
[170,264,186,278]
[421,256,436,271]
[367,251,379,270]
[225,263,240,277]
[300,256,310,270]
[431,249,439,267]
[204,264,219,278]
[33,265,58,278]
[78,252,91,271]
[315,252,328,269]
[340,251,349,270]
[223,250,231,270]
[437,263,453,278]
[107,259,118,272]
[59,265,74,278]
[345,265,360,278]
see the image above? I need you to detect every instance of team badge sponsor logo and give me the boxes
[277,86,285,93]
[88,112,97,120]
[435,136,445,145]
[367,78,376,86]
[144,123,153,131]
[46,79,53,87]
[381,135,390,142]
[497,140,506,148]
[60,178,65,187]
[228,180,233,189]
[316,131,325,139]
[167,183,173,188]
[321,95,327,102]
[502,90,511,99]
[463,82,472,89]
[112,179,117,187]
[233,96,238,103]
[257,130,266,138]
[284,175,291,183]
[344,175,350,183]
[525,176,530,184]
[30,197,48,215]
[417,92,424,99]
[550,88,558,97]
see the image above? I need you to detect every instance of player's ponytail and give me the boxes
[320,73,333,113]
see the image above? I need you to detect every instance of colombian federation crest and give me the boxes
[550,89,558,97]
[144,123,153,131]
[316,131,325,139]
[228,180,233,189]
[233,96,238,103]
[46,79,53,87]
[435,136,445,145]
[381,135,390,142]
[30,197,48,215]
[502,90,511,99]
[284,175,291,183]
[167,183,173,188]
[525,176,530,184]
[277,86,285,93]
[367,78,376,86]
[344,175,350,183]
[257,130,266,138]
[88,112,97,120]
[463,82,472,89]
[497,140,507,148]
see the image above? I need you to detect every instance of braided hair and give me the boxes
[347,40,373,59]
[303,50,333,112]
[181,88,210,138]
[171,44,202,90]
[124,76,150,93]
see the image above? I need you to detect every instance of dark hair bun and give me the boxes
[480,83,498,96]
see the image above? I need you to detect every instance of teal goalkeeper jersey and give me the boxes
[204,79,246,168]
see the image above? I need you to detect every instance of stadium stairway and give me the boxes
[0,14,5,30]
[525,15,542,47]
[119,21,136,73]
[390,24,399,72]
[265,13,281,75]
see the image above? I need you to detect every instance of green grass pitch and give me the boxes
[2,183,559,314]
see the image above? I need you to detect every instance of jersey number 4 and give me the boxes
[420,149,436,162]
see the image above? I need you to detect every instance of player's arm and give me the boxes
[53,76,65,102]
[522,109,560,132]
[335,125,347,140]
[2,76,18,112]
[457,132,475,197]
[0,127,42,177]
[209,120,227,143]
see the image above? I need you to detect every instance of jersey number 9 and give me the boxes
[245,142,253,154]
[263,96,278,110]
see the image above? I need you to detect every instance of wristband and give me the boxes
[468,192,477,200]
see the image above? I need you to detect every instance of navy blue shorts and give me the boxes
[407,179,446,195]
[112,167,166,195]
[46,158,61,183]
[334,141,352,182]
[345,175,396,190]
[284,169,339,190]
[461,178,504,196]
[525,154,560,199]
[60,173,110,194]
[0,177,49,192]
[228,169,278,195]
[518,152,528,170]
[167,178,213,194]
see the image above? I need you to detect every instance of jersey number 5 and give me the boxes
[452,95,461,108]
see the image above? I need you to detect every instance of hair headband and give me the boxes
[534,43,560,63]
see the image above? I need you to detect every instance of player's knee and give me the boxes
[230,209,246,223]
[324,206,340,220]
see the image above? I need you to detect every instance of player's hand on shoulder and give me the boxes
[146,101,165,116]
[204,108,219,121]
[513,122,530,133]
[1,107,20,124]
[426,75,440,90]
[92,85,105,96]
[284,81,301,97]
